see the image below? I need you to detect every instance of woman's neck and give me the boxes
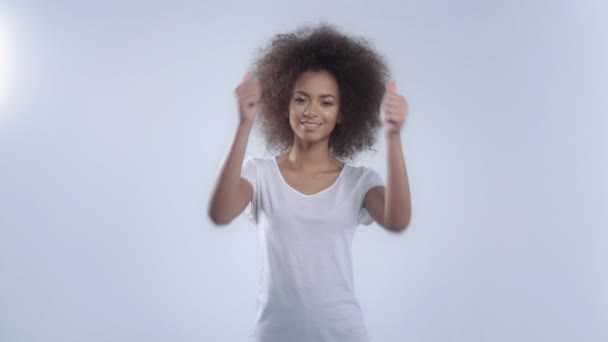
[281,142,341,171]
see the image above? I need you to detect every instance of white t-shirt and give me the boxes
[240,156,384,342]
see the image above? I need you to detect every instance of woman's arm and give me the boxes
[207,121,255,225]
[364,81,412,232]
[207,74,260,226]
[364,133,412,232]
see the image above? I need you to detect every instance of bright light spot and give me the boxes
[0,19,8,104]
[0,8,17,121]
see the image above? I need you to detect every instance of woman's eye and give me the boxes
[323,102,333,106]
[295,98,305,103]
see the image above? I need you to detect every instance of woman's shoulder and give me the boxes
[342,161,379,179]
[245,155,274,162]
[341,163,384,194]
[243,155,276,169]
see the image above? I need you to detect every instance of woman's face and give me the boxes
[288,70,341,143]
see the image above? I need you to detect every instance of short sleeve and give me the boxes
[240,157,258,225]
[358,167,384,225]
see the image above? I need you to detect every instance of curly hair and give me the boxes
[251,23,390,162]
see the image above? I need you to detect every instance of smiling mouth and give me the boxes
[301,121,322,127]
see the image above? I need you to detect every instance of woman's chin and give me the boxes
[295,135,331,145]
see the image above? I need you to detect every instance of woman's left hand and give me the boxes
[381,81,409,135]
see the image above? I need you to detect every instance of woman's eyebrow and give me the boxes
[294,90,336,99]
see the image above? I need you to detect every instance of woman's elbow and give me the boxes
[385,215,411,233]
[207,205,234,226]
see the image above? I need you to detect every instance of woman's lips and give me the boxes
[301,122,322,129]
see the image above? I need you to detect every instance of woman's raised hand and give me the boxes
[235,73,261,125]
[381,81,409,135]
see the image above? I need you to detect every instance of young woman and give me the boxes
[208,23,412,342]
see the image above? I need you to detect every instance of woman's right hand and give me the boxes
[235,73,261,125]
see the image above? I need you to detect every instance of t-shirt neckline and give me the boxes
[272,156,347,198]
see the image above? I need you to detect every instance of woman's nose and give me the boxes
[304,103,318,116]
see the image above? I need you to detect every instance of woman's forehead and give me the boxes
[293,70,339,96]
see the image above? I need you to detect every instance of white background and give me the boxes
[0,1,606,341]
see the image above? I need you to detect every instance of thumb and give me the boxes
[388,80,397,93]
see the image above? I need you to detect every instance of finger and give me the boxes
[383,97,399,107]
[385,98,405,108]
[383,104,400,114]
[389,93,406,103]
[385,118,401,127]
[388,81,397,93]
[243,80,260,92]
[244,98,257,109]
[384,113,397,121]
[246,92,260,102]
[243,90,260,100]
[384,93,402,105]
[243,97,259,107]
[385,110,401,119]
